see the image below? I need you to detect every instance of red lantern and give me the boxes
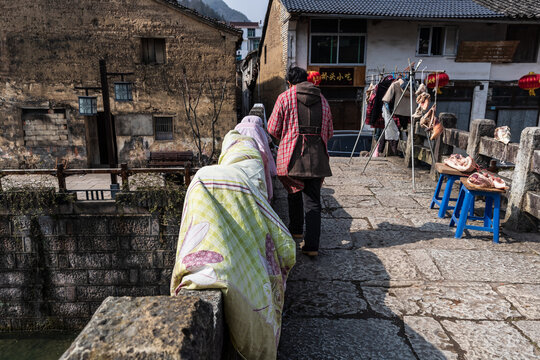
[518,72,540,96]
[426,72,449,94]
[307,71,322,86]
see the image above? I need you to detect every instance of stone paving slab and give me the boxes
[429,250,540,283]
[403,316,459,360]
[283,280,367,317]
[279,318,417,360]
[288,249,421,282]
[441,320,540,360]
[362,284,520,320]
[513,321,540,345]
[497,285,540,319]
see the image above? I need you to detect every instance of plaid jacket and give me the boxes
[268,84,333,193]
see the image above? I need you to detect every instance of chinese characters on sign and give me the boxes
[319,68,355,86]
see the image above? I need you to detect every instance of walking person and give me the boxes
[268,66,333,257]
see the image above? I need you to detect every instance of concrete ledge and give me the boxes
[61,291,223,360]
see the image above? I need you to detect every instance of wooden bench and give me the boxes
[148,151,194,167]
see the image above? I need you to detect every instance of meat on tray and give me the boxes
[444,154,477,173]
[467,171,506,189]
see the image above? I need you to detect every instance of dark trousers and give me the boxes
[287,178,322,251]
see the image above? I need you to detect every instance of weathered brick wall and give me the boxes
[256,0,288,116]
[0,203,179,331]
[0,0,240,168]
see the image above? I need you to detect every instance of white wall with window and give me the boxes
[232,23,262,60]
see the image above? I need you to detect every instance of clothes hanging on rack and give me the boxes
[366,75,394,129]
[382,78,412,117]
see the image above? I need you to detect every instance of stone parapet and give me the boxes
[60,292,224,360]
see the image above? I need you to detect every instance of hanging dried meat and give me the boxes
[444,154,477,173]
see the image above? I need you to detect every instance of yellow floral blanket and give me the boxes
[170,131,296,359]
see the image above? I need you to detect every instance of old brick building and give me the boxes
[0,0,241,168]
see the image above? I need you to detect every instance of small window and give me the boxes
[154,116,173,140]
[251,38,260,51]
[506,25,540,63]
[142,38,166,64]
[247,28,255,37]
[417,26,458,56]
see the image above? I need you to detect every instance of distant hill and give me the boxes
[177,0,224,20]
[178,0,249,22]
[202,0,250,21]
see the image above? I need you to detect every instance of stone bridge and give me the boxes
[58,156,540,359]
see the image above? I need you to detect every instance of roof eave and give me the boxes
[288,11,540,23]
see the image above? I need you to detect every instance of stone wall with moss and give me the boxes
[0,195,183,331]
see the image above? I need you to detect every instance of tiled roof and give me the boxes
[474,0,540,18]
[280,0,506,19]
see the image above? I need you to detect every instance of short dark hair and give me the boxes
[287,66,308,85]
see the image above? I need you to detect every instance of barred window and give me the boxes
[155,116,173,140]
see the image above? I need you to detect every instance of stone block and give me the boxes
[109,217,151,235]
[88,270,129,285]
[60,293,223,360]
[0,271,33,286]
[0,254,16,269]
[42,236,77,251]
[115,286,158,297]
[15,253,36,268]
[140,269,160,283]
[50,302,90,317]
[74,218,109,235]
[0,237,19,251]
[46,286,77,302]
[0,220,11,235]
[50,270,88,285]
[129,236,162,251]
[68,253,112,269]
[164,251,176,268]
[77,236,117,251]
[76,286,115,301]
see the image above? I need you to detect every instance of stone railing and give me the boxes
[400,117,540,231]
[60,292,226,359]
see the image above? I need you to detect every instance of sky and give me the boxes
[222,0,269,23]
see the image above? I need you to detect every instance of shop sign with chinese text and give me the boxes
[320,68,355,86]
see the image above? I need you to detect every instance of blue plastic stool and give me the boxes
[430,173,461,218]
[449,179,503,244]
[430,163,474,218]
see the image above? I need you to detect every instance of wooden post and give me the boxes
[120,163,129,191]
[503,127,540,231]
[99,59,118,185]
[57,164,67,192]
[184,164,191,187]
[467,119,495,166]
